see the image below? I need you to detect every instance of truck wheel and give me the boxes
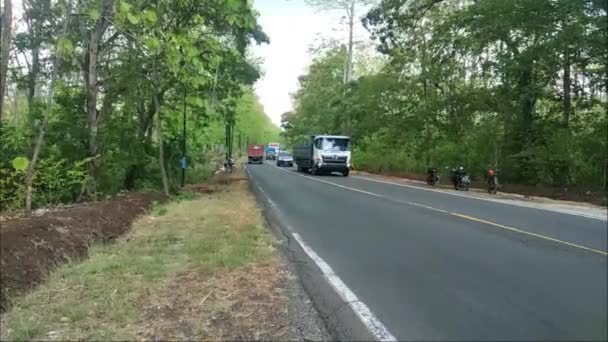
[342,170,349,177]
[310,164,317,175]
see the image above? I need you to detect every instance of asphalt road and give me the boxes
[247,161,608,341]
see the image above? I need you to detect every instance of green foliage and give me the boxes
[1,0,278,210]
[11,157,29,171]
[284,0,607,190]
[32,157,88,206]
[0,168,25,210]
[56,37,73,58]
[149,200,167,216]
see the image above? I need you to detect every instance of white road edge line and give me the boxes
[292,232,397,341]
[252,164,396,340]
[352,175,607,221]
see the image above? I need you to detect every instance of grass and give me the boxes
[0,176,278,341]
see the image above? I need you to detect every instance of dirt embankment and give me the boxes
[0,192,165,311]
[364,170,607,206]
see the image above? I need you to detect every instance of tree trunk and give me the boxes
[339,0,355,135]
[23,1,40,110]
[603,158,608,190]
[154,93,170,196]
[516,66,536,151]
[562,47,572,127]
[86,34,100,198]
[24,0,72,217]
[83,0,113,199]
[28,47,39,107]
[0,0,12,123]
[345,0,354,84]
[423,78,432,168]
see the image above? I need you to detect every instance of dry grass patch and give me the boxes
[135,262,288,341]
[0,178,283,341]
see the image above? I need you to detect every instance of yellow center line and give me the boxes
[267,163,607,257]
[451,213,608,256]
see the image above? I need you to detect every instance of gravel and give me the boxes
[283,252,332,341]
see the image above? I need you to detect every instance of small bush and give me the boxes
[149,201,168,216]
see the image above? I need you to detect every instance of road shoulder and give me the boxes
[247,166,390,341]
[0,172,328,341]
[352,171,607,221]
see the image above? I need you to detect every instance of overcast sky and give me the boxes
[252,0,369,127]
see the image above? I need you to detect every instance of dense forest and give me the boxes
[282,0,607,193]
[0,0,279,212]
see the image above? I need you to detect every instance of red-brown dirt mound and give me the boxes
[0,192,165,311]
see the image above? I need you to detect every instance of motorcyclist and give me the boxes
[457,166,466,178]
[487,167,499,193]
[450,168,459,189]
[427,167,439,185]
[450,166,469,190]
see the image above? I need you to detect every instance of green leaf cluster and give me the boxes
[284,0,608,192]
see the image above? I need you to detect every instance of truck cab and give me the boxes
[265,147,276,160]
[247,144,264,164]
[293,135,351,176]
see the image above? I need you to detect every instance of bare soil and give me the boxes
[181,175,247,194]
[0,192,165,311]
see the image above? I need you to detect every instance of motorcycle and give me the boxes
[426,168,439,186]
[224,158,235,174]
[459,174,471,191]
[450,168,470,191]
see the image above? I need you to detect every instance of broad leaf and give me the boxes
[12,157,29,171]
[144,9,157,24]
[119,2,131,14]
[89,8,100,21]
[127,13,140,24]
[225,0,241,11]
[57,38,74,58]
[145,37,161,51]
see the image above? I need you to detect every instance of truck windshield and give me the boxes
[316,138,350,152]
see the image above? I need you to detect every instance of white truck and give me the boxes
[293,135,351,176]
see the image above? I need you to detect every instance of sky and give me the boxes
[251,0,368,127]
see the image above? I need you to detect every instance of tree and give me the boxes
[1,0,273,211]
[24,0,73,216]
[285,0,607,192]
[0,0,12,122]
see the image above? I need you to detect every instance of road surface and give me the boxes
[247,162,608,341]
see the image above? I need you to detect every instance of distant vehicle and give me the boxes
[268,142,280,152]
[293,135,351,177]
[265,147,276,160]
[276,151,294,167]
[247,144,264,164]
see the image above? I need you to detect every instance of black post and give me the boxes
[225,124,229,161]
[228,122,234,160]
[181,88,187,187]
[238,130,242,156]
